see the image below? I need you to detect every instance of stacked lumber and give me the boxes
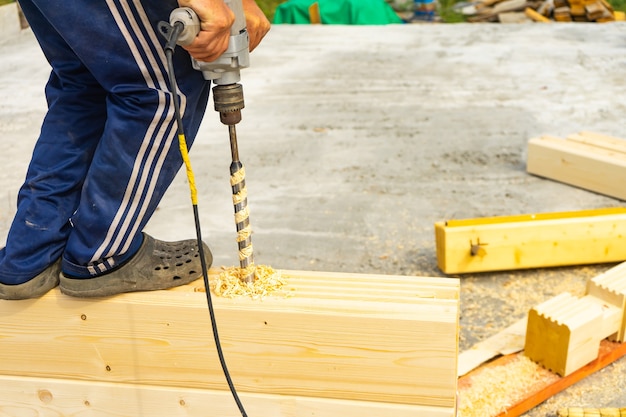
[464,0,623,22]
[527,131,626,201]
[0,269,460,417]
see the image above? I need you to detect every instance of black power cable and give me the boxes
[159,20,249,417]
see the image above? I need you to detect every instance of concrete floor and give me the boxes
[1,19,626,416]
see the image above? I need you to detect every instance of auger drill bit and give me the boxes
[213,83,255,283]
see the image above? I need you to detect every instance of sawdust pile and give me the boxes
[458,354,558,417]
[209,265,292,299]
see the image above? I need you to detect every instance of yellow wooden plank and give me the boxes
[309,2,321,24]
[0,375,456,417]
[435,209,626,274]
[0,269,459,409]
[527,135,626,200]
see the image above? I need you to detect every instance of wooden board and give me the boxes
[458,318,527,376]
[0,374,454,417]
[457,340,626,417]
[527,132,626,201]
[435,207,626,274]
[0,269,460,416]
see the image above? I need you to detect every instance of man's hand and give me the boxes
[176,0,270,62]
[242,0,270,52]
[177,0,235,62]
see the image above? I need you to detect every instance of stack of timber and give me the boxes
[435,207,626,274]
[0,269,460,417]
[527,131,626,200]
[464,0,624,23]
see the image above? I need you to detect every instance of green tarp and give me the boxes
[273,0,403,24]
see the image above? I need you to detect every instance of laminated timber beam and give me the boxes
[525,261,626,377]
[0,269,460,417]
[435,207,626,274]
[526,132,626,200]
[0,375,454,417]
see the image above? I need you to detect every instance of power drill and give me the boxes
[168,2,256,283]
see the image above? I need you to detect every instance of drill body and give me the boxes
[169,2,250,85]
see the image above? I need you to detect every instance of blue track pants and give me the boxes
[0,0,210,283]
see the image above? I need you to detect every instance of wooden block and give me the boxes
[525,6,553,21]
[527,134,626,201]
[479,0,509,8]
[524,293,620,376]
[554,6,573,20]
[570,4,587,16]
[435,207,626,274]
[585,1,607,19]
[524,261,626,378]
[599,0,615,12]
[499,11,532,22]
[493,0,528,13]
[0,269,460,416]
[586,261,626,341]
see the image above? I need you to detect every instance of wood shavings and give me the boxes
[458,354,558,417]
[210,265,292,300]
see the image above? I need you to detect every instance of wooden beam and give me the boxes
[525,7,552,21]
[435,207,626,274]
[568,131,626,154]
[527,132,626,200]
[525,261,626,377]
[524,293,620,376]
[0,269,460,416]
[0,375,454,417]
[586,261,626,341]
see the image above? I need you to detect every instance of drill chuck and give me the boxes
[213,83,245,125]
